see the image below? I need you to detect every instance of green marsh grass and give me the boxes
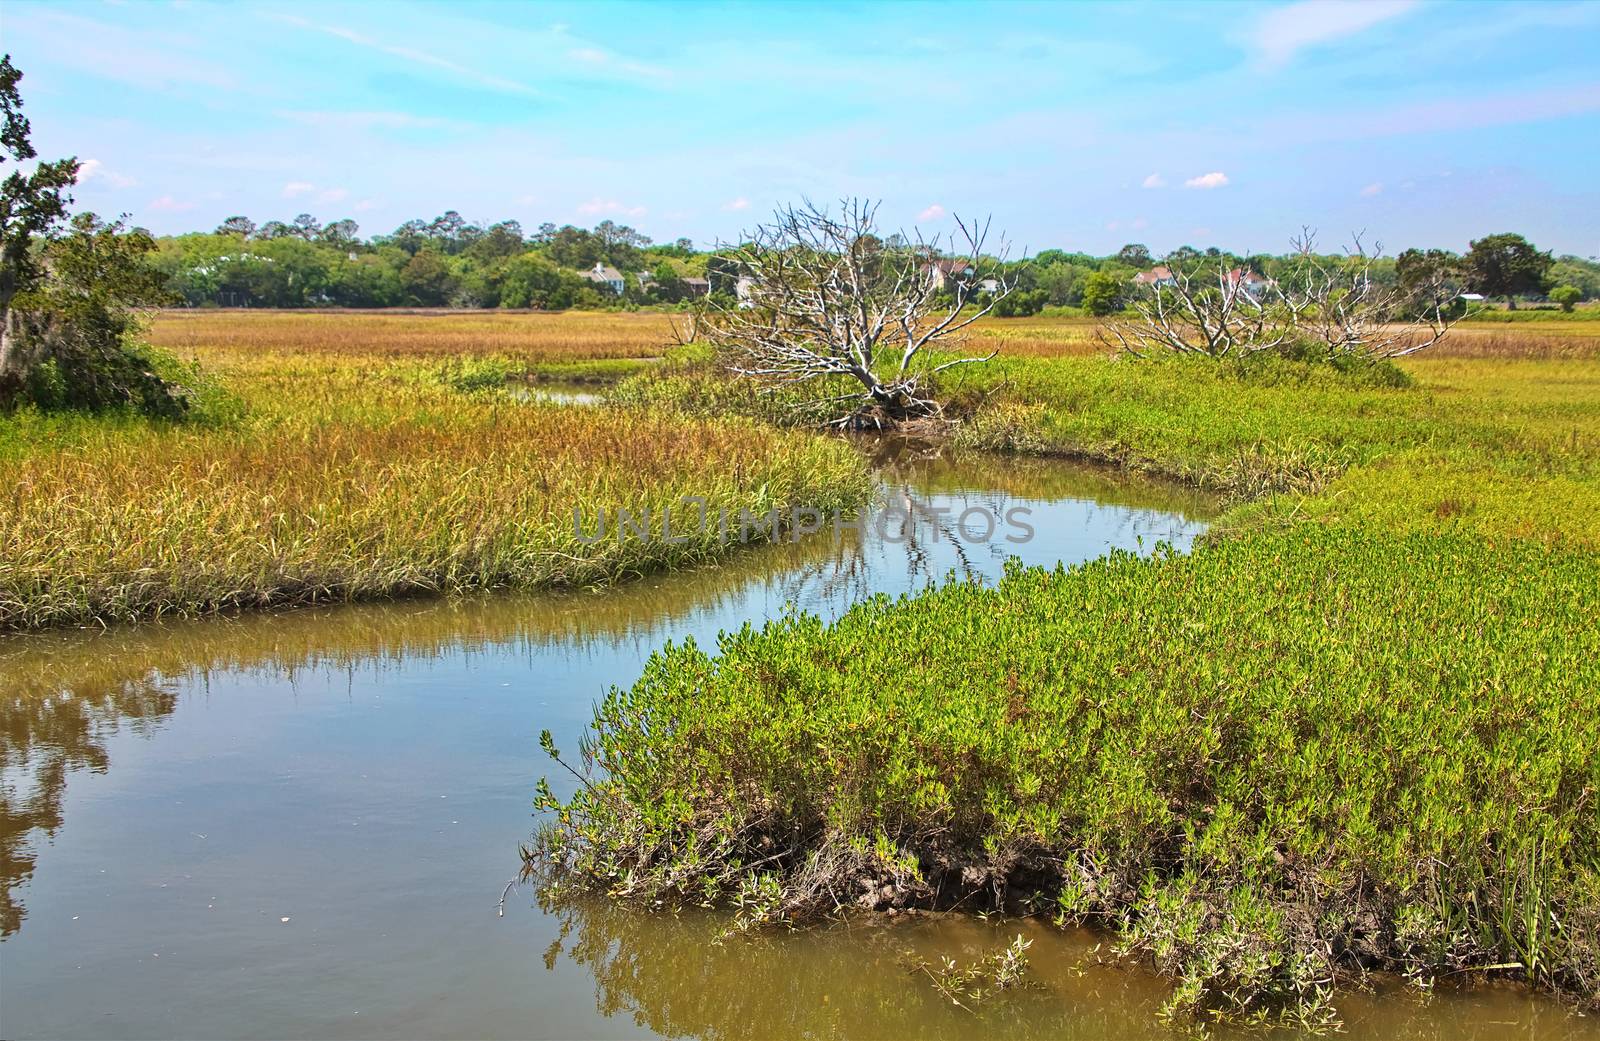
[545,323,1600,1024]
[0,321,868,630]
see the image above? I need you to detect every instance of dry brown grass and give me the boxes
[147,309,1600,377]
[966,313,1600,359]
[148,309,679,362]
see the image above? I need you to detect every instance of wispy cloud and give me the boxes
[1267,81,1600,141]
[1141,173,1166,189]
[1253,0,1418,68]
[722,196,751,212]
[146,195,194,212]
[271,14,541,96]
[2,8,239,91]
[274,110,456,131]
[1184,171,1230,189]
[917,203,947,221]
[282,181,316,199]
[572,47,671,82]
[1360,182,1384,197]
[318,187,349,204]
[76,158,136,189]
[578,198,647,218]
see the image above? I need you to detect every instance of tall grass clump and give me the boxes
[1,393,867,630]
[532,529,1600,1024]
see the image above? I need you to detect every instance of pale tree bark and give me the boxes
[689,198,1014,427]
[1103,229,1468,361]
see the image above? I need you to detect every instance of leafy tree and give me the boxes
[2,54,78,347]
[1116,243,1152,267]
[318,219,360,246]
[1,56,183,413]
[991,288,1047,317]
[1036,262,1087,307]
[1550,285,1581,312]
[1549,256,1600,300]
[464,220,524,263]
[1396,248,1463,318]
[1463,233,1552,309]
[215,215,256,238]
[290,213,322,240]
[400,250,454,306]
[1081,269,1127,316]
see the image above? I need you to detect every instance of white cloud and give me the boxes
[1360,182,1384,197]
[917,203,946,222]
[569,47,608,63]
[1132,216,1150,230]
[1184,171,1230,189]
[577,198,647,218]
[270,14,540,96]
[515,194,538,206]
[146,195,194,212]
[722,196,752,212]
[75,158,136,189]
[353,199,380,212]
[317,187,350,204]
[282,181,316,198]
[1141,173,1165,189]
[1254,0,1418,68]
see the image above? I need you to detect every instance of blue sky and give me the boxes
[5,0,1599,256]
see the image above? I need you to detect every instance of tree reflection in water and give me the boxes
[1,678,178,935]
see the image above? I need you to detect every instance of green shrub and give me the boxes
[534,530,1600,1022]
[1551,285,1583,313]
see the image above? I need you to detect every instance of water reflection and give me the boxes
[1,680,179,936]
[539,894,1600,1041]
[0,449,1216,1038]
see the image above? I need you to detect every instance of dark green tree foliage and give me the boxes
[0,55,182,414]
[1463,233,1553,309]
[1081,269,1127,316]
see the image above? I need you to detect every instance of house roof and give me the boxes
[928,257,975,274]
[584,264,624,282]
[1133,265,1173,283]
[682,276,710,286]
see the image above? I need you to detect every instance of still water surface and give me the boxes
[1,449,1591,1039]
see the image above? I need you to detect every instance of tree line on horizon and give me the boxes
[151,212,1600,315]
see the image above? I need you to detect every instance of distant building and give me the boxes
[583,262,626,295]
[681,276,711,297]
[1132,265,1177,289]
[1224,268,1274,299]
[735,275,757,308]
[925,257,977,290]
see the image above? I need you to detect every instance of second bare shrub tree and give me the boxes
[1104,230,1467,363]
[694,198,1013,427]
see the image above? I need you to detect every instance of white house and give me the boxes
[583,262,626,295]
[1224,268,1275,300]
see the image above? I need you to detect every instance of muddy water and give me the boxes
[1,450,1590,1040]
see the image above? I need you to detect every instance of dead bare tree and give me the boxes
[692,198,1014,427]
[1278,229,1466,359]
[1101,259,1299,359]
[1104,229,1467,362]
